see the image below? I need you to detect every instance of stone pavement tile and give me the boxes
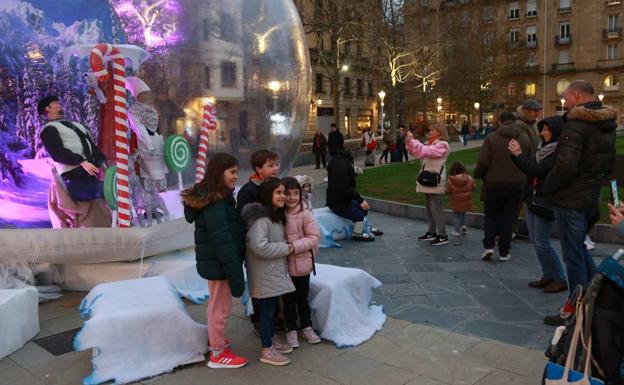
[0,357,46,385]
[459,341,546,381]
[38,297,81,322]
[471,292,525,307]
[430,253,470,263]
[9,341,55,369]
[418,281,460,295]
[381,323,481,355]
[349,334,412,361]
[39,312,83,335]
[372,293,412,315]
[366,263,407,275]
[405,376,451,385]
[377,283,427,297]
[399,254,438,264]
[303,350,417,385]
[185,304,207,324]
[497,278,535,291]
[426,293,479,308]
[392,305,469,334]
[29,350,92,385]
[486,305,544,323]
[454,319,542,347]
[511,289,568,306]
[373,273,413,284]
[438,261,489,272]
[391,347,493,385]
[402,263,444,273]
[474,370,538,385]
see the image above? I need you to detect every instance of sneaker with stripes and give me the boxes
[207,348,248,369]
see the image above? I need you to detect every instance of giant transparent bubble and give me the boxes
[0,0,311,228]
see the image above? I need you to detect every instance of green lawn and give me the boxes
[358,134,624,224]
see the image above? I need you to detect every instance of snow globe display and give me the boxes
[0,0,311,228]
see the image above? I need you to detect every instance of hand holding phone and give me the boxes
[611,179,620,208]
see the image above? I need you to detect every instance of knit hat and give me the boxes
[126,77,150,97]
[537,116,565,142]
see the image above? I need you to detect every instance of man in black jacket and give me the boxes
[327,123,344,158]
[542,80,617,325]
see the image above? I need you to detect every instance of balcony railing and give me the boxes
[551,62,575,71]
[598,58,624,68]
[558,6,572,13]
[526,40,537,48]
[555,36,572,45]
[603,27,623,39]
[607,0,621,6]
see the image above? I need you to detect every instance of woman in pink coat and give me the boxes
[281,177,322,349]
[406,123,451,246]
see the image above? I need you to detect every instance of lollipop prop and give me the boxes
[164,135,191,190]
[195,100,218,182]
[103,166,118,227]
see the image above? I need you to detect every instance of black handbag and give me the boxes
[528,191,555,221]
[417,163,445,187]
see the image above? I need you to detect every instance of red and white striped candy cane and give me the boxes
[90,43,131,228]
[195,101,218,182]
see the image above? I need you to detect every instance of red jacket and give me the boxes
[446,173,475,213]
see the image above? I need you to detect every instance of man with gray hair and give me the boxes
[542,80,617,325]
[515,99,542,154]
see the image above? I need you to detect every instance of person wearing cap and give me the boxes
[126,76,169,193]
[38,95,106,202]
[515,99,542,154]
[474,112,531,263]
[508,116,567,294]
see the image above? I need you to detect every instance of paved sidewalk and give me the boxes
[3,292,547,385]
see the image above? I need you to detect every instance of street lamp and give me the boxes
[437,97,443,105]
[474,102,481,132]
[378,90,386,136]
[268,80,282,93]
[598,93,605,103]
[341,64,350,72]
[317,98,322,106]
[560,98,566,115]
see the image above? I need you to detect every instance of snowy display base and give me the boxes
[75,276,207,385]
[313,207,374,248]
[144,249,209,304]
[310,264,386,348]
[0,287,40,359]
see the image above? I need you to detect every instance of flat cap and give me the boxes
[522,99,543,110]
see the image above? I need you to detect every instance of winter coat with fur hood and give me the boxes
[183,194,246,297]
[285,206,321,277]
[543,102,617,211]
[446,173,475,213]
[242,203,295,299]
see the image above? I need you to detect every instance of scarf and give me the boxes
[428,134,440,145]
[535,141,557,164]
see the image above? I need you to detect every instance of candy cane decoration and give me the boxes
[195,101,218,182]
[90,44,131,228]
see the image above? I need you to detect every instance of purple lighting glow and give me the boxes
[113,0,183,50]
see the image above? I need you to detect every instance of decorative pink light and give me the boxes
[112,0,183,49]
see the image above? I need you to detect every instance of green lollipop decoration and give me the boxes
[104,166,118,210]
[164,135,191,190]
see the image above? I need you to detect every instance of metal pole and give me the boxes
[380,101,384,137]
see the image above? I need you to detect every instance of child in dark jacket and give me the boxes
[236,149,279,214]
[446,161,475,236]
[182,153,247,369]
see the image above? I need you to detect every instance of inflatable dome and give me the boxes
[0,0,311,229]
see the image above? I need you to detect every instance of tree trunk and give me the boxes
[331,35,342,136]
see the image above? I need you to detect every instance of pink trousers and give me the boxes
[207,280,232,353]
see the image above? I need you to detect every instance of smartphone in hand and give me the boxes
[611,179,620,207]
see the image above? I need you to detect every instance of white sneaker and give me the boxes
[286,330,299,348]
[499,253,511,262]
[584,236,595,251]
[450,230,461,236]
[481,249,494,261]
[460,226,468,234]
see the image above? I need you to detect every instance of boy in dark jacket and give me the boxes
[236,150,279,214]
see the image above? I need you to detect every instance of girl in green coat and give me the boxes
[182,153,248,369]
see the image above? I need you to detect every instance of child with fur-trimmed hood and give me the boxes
[294,174,314,210]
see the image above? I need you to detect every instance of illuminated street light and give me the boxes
[341,64,350,71]
[317,98,322,106]
[268,80,282,93]
[436,97,442,105]
[598,93,605,103]
[378,90,386,136]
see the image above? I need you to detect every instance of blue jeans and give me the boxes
[554,206,597,297]
[453,212,466,232]
[525,210,566,282]
[257,296,279,347]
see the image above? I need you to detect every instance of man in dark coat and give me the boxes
[327,123,344,157]
[542,80,617,325]
[312,128,328,169]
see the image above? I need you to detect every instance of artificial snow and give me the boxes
[0,287,40,360]
[144,249,209,304]
[310,264,386,348]
[313,207,373,248]
[75,276,207,385]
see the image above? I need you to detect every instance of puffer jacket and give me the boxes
[183,194,245,297]
[242,203,295,299]
[446,173,475,212]
[326,150,363,213]
[285,206,320,277]
[543,102,617,211]
[406,139,450,194]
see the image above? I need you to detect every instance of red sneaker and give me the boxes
[207,348,248,369]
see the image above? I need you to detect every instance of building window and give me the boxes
[526,53,537,66]
[368,81,374,97]
[507,82,517,97]
[221,61,236,88]
[484,7,495,23]
[203,18,210,41]
[220,14,236,42]
[343,41,350,57]
[356,42,362,57]
[559,0,571,12]
[317,33,324,51]
[525,82,536,97]
[508,2,519,20]
[526,0,537,17]
[510,29,519,46]
[420,0,429,6]
[315,73,324,93]
[608,44,619,60]
[356,79,363,96]
[204,66,211,89]
[526,26,537,47]
[557,79,570,96]
[605,74,618,88]
[559,22,571,41]
[608,14,620,33]
[558,49,570,64]
[344,77,352,95]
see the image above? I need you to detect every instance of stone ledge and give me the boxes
[364,196,623,245]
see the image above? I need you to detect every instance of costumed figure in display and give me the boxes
[126,76,170,226]
[38,95,112,228]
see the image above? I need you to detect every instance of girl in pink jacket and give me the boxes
[281,177,322,348]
